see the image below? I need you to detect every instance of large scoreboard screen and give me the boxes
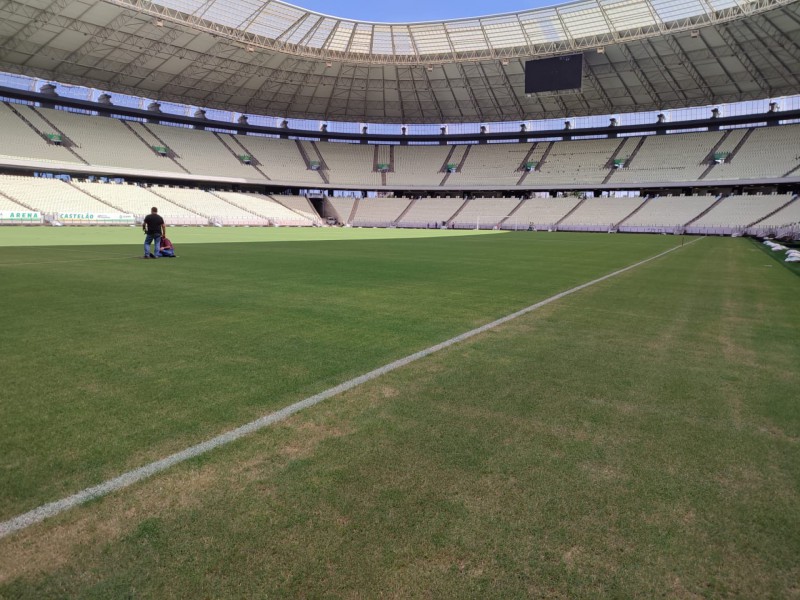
[524,54,583,94]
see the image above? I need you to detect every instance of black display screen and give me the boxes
[524,54,583,94]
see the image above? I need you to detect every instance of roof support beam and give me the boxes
[0,0,71,63]
[718,25,771,95]
[617,44,660,106]
[663,35,714,105]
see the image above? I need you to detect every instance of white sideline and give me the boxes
[0,237,702,539]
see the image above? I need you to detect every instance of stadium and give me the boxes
[0,0,798,596]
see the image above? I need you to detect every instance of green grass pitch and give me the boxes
[0,227,797,597]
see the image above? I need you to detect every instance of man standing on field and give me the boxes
[143,207,165,259]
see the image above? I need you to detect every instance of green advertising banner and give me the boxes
[0,211,42,223]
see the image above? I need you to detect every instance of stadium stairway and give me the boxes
[554,197,587,227]
[347,198,360,224]
[148,188,210,221]
[392,198,417,225]
[135,123,192,174]
[445,197,470,227]
[213,133,270,180]
[497,197,527,228]
[23,107,89,165]
[747,194,798,227]
[208,191,273,222]
[615,196,650,228]
[294,140,329,184]
[223,134,271,180]
[684,194,725,226]
[0,188,36,212]
[534,141,555,171]
[66,181,125,213]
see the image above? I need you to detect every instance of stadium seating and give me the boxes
[610,131,723,183]
[35,108,186,173]
[352,197,412,226]
[212,192,314,226]
[390,145,451,186]
[705,125,800,180]
[528,138,621,185]
[451,197,522,228]
[559,196,645,230]
[0,102,82,164]
[269,195,322,224]
[396,197,465,227]
[690,193,795,229]
[506,197,582,229]
[149,186,269,225]
[71,181,206,225]
[0,175,116,216]
[315,142,382,186]
[444,144,531,186]
[325,197,358,224]
[234,136,325,185]
[751,196,800,228]
[620,195,719,229]
[143,124,259,178]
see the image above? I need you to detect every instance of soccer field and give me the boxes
[0,228,798,597]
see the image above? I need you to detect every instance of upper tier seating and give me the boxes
[213,192,314,226]
[352,198,412,226]
[705,125,800,180]
[36,108,185,174]
[143,124,259,179]
[0,103,82,164]
[315,142,382,187]
[235,136,325,185]
[508,197,582,228]
[622,195,718,227]
[445,144,532,186]
[0,175,115,215]
[560,197,645,228]
[528,138,621,185]
[691,193,795,228]
[451,197,522,228]
[71,181,205,224]
[611,131,723,183]
[397,197,465,227]
[390,145,451,186]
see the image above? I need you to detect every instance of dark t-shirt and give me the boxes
[143,213,164,235]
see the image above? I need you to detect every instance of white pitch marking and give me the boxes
[0,237,702,539]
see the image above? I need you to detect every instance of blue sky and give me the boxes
[291,0,558,22]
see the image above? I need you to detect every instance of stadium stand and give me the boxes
[234,136,324,185]
[142,124,259,178]
[390,145,452,187]
[528,138,622,185]
[71,181,206,225]
[705,125,800,180]
[619,194,719,230]
[325,197,358,224]
[610,131,723,184]
[451,197,522,229]
[690,193,796,230]
[269,195,322,224]
[444,144,532,187]
[504,197,583,229]
[315,142,382,187]
[0,102,82,165]
[396,197,465,228]
[212,192,315,226]
[559,196,646,230]
[34,108,186,174]
[751,195,800,229]
[352,197,412,227]
[0,175,116,217]
[148,186,268,225]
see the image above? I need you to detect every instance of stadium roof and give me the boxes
[0,0,799,123]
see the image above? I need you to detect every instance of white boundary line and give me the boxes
[0,237,702,539]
